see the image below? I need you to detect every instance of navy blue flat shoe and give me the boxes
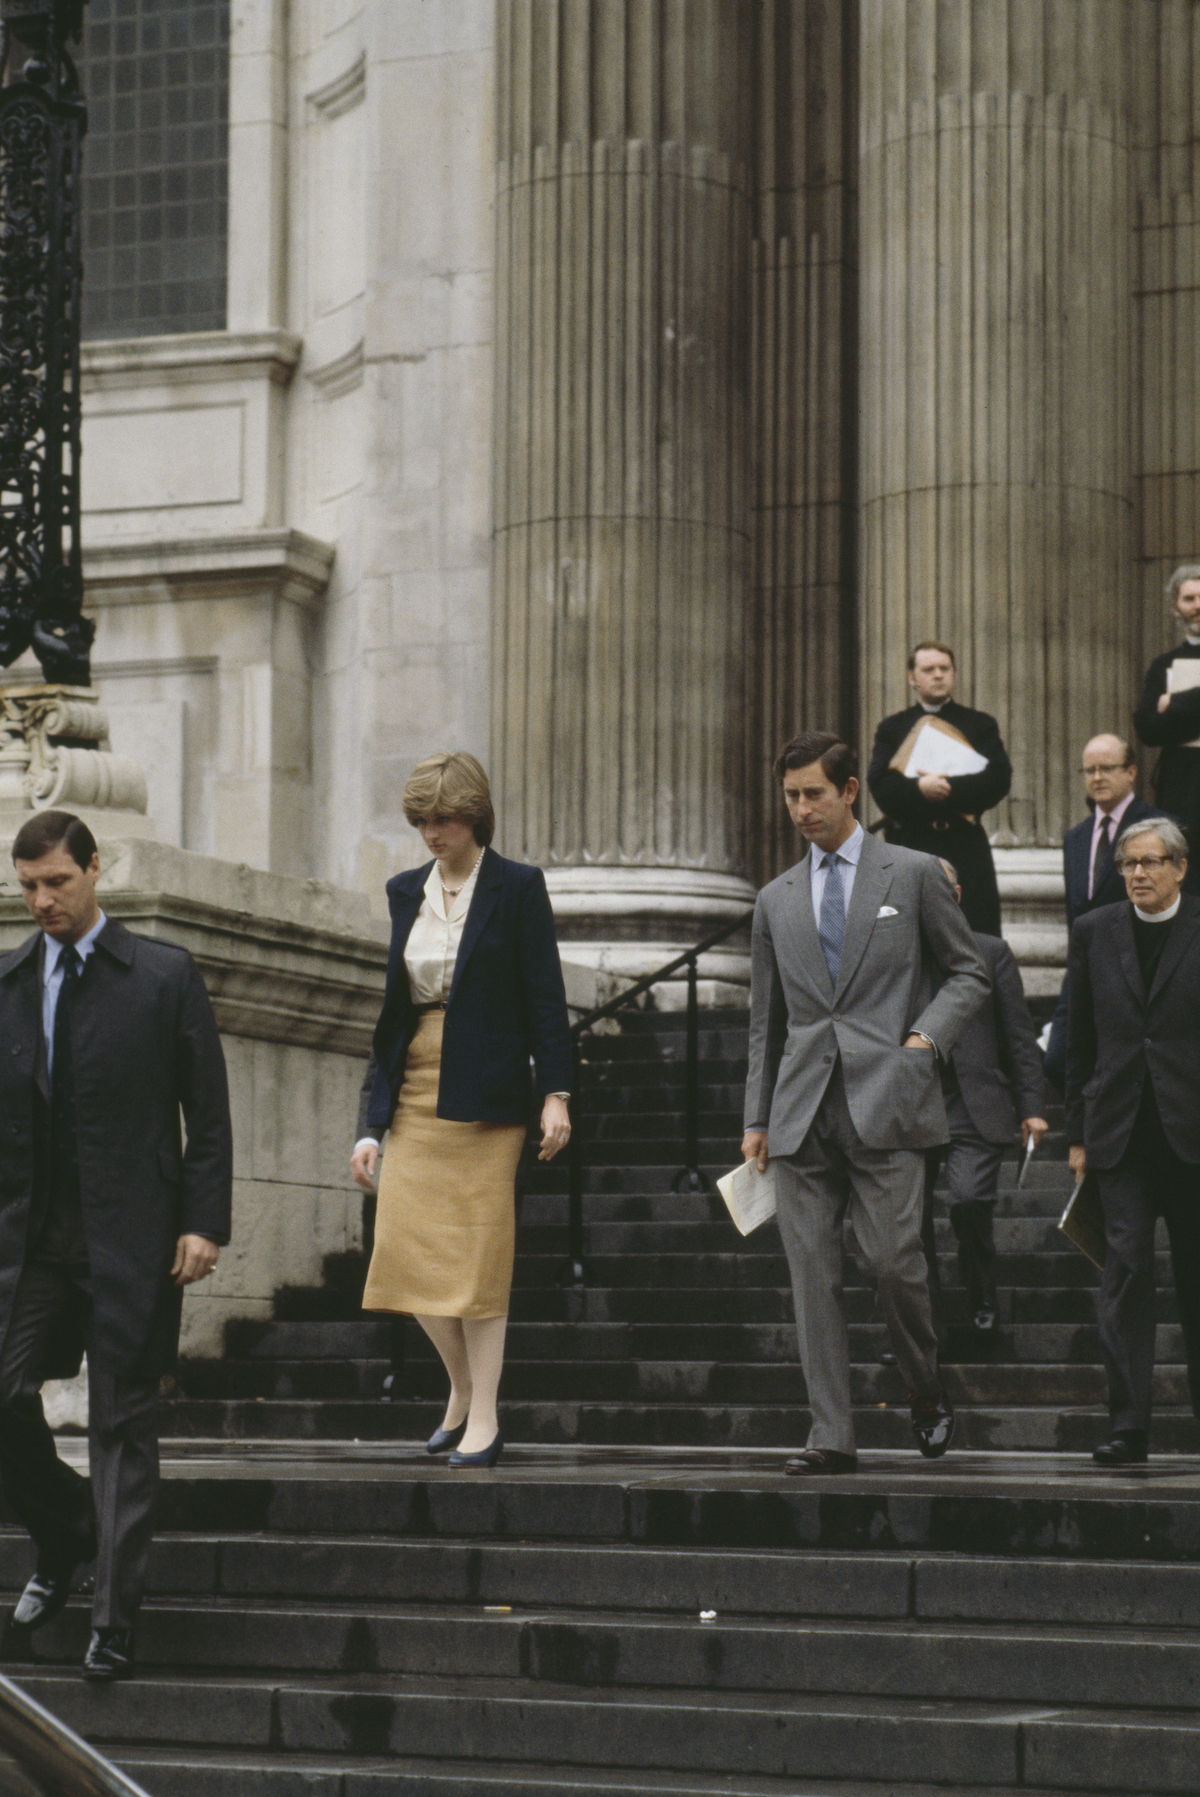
[449,1433,504,1468]
[426,1420,468,1455]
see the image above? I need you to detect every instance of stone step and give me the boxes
[14,1597,1200,1710]
[100,1755,1130,1797]
[10,1532,1200,1628]
[199,1320,1189,1370]
[518,1178,1076,1226]
[157,1397,1198,1451]
[9,1667,1199,1792]
[512,1216,1091,1257]
[173,1359,1192,1407]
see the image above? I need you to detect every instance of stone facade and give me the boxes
[7,1,1195,987]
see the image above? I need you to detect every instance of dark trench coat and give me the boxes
[0,917,232,1379]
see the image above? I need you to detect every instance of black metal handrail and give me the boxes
[562,906,756,1286]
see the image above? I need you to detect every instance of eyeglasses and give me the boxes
[1080,764,1129,776]
[1117,855,1173,872]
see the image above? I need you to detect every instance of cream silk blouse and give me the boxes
[402,855,483,1004]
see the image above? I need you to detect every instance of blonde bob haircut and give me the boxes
[402,751,495,847]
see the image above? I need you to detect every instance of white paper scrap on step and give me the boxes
[902,721,989,780]
[716,1159,778,1236]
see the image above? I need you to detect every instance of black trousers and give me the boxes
[0,1256,159,1629]
[1096,1096,1200,1438]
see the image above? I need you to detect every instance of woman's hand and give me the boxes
[351,1141,379,1190]
[538,1094,571,1161]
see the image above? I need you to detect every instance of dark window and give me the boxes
[78,0,229,340]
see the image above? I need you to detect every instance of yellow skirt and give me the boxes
[361,1010,526,1319]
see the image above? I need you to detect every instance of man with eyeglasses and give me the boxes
[1065,818,1200,1466]
[1042,735,1160,1091]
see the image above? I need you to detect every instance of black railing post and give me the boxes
[672,952,706,1193]
[564,1035,586,1287]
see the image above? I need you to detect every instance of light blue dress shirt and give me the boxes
[42,912,106,1079]
[809,824,864,929]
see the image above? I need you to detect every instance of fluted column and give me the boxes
[1131,0,1200,680]
[859,2,1135,850]
[748,0,856,886]
[492,1,756,970]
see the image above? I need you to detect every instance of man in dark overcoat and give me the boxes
[920,859,1048,1340]
[1066,815,1200,1465]
[867,640,1012,935]
[0,811,232,1679]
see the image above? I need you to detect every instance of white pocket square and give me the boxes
[877,904,899,917]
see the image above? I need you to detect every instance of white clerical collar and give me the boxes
[1186,632,1200,646]
[1133,896,1181,924]
[919,699,948,712]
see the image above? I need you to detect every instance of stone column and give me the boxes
[858,1,1135,853]
[747,0,856,887]
[492,1,756,976]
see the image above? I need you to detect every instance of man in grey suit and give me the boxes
[743,734,990,1473]
[922,859,1048,1337]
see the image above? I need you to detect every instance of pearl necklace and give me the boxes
[439,847,483,899]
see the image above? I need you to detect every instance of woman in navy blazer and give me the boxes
[351,752,572,1467]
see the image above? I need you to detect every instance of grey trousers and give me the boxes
[776,1062,942,1455]
[0,1256,159,1629]
[934,1089,1004,1314]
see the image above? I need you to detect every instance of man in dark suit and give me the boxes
[1043,734,1158,1092]
[1066,816,1200,1466]
[867,640,1012,935]
[921,859,1048,1338]
[0,810,232,1678]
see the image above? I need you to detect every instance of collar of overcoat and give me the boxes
[1115,891,1200,1004]
[783,829,895,1001]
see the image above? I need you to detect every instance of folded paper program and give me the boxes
[900,720,990,781]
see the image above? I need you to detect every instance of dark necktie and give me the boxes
[818,853,846,985]
[1092,814,1114,900]
[50,945,81,1190]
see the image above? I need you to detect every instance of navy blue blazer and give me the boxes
[1062,797,1163,929]
[366,847,573,1131]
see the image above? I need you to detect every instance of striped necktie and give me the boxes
[818,853,846,985]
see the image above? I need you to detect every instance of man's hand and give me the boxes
[1022,1116,1050,1148]
[172,1234,219,1287]
[903,1034,934,1051]
[1158,692,1171,714]
[350,1141,379,1190]
[742,1129,769,1172]
[1068,1143,1087,1177]
[917,771,953,802]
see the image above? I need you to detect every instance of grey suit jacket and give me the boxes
[944,932,1046,1145]
[744,833,991,1155]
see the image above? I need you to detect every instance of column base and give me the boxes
[546,867,756,1010]
[994,847,1066,998]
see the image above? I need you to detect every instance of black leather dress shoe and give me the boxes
[1093,1431,1148,1466]
[12,1528,97,1632]
[82,1627,135,1682]
[426,1420,468,1454]
[784,1448,857,1475]
[911,1394,956,1458]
